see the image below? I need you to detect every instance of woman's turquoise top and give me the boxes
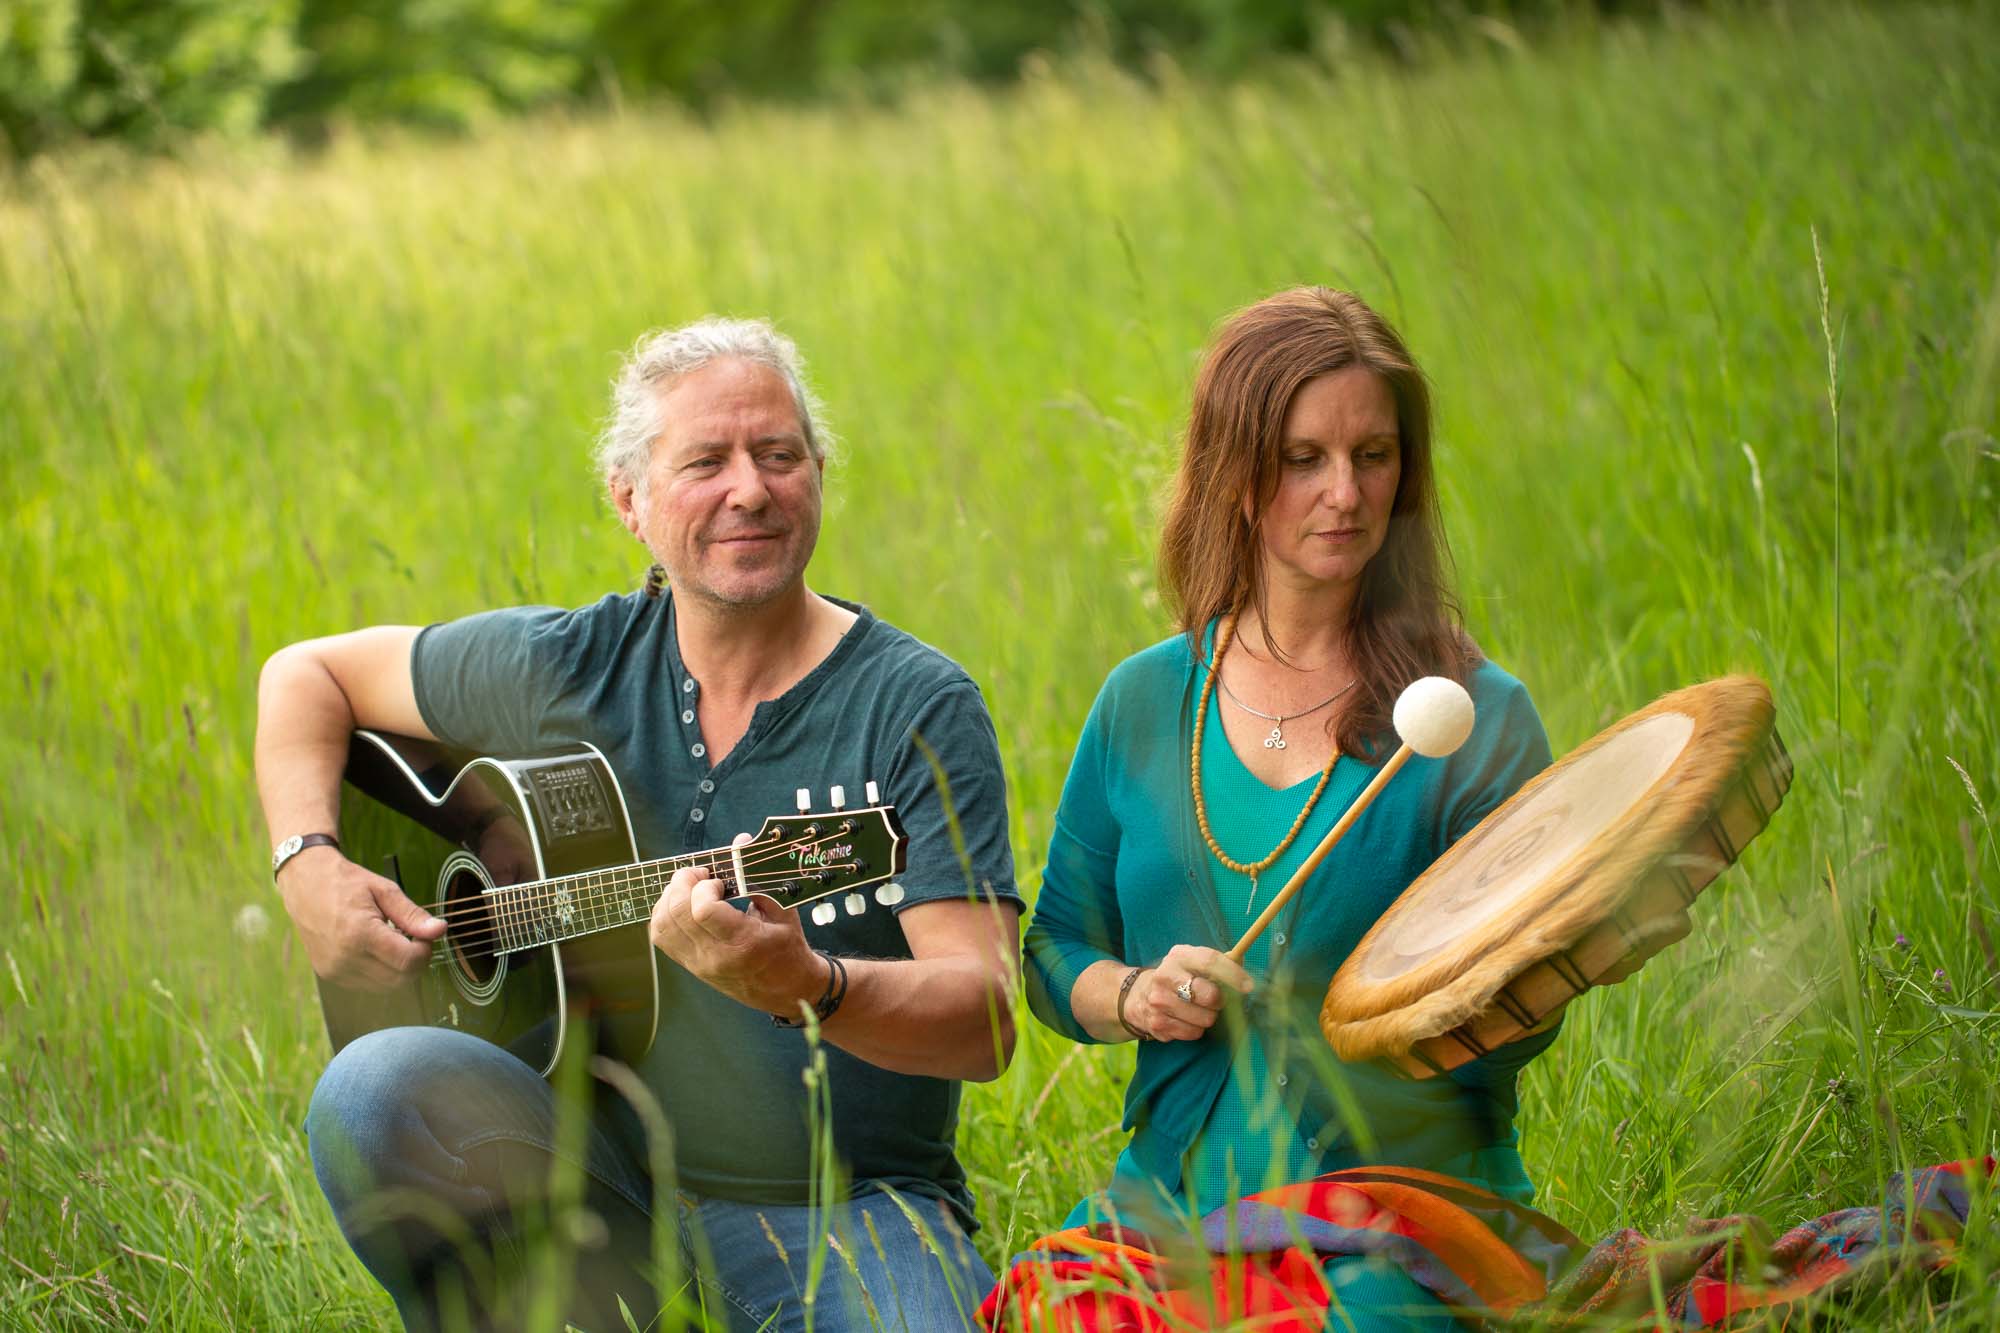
[1024,626,1561,1228]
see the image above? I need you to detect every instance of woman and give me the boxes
[1020,287,1560,1327]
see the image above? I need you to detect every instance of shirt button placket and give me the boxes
[681,678,709,843]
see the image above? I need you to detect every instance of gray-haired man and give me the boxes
[257,318,1020,1331]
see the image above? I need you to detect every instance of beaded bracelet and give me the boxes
[1115,965,1152,1042]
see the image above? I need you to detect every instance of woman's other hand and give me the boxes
[1128,945,1256,1042]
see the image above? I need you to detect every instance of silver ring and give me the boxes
[1175,978,1195,1003]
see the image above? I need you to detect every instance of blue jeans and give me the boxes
[307,1027,994,1332]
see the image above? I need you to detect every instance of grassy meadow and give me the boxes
[4,1,2000,1326]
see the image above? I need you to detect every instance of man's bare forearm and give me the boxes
[256,645,359,849]
[819,950,1018,1082]
[256,626,428,856]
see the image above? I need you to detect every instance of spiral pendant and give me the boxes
[1263,725,1286,750]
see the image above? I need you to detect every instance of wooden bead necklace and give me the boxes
[1191,613,1352,915]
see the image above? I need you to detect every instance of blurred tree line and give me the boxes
[1,0,1664,157]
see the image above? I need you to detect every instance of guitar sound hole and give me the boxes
[444,867,501,986]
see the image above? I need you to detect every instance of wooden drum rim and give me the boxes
[1320,675,1787,1071]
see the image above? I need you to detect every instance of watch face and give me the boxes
[273,835,303,869]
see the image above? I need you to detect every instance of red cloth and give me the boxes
[981,1166,1570,1331]
[981,1159,1994,1331]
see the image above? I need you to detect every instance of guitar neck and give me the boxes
[471,806,891,953]
[478,852,716,953]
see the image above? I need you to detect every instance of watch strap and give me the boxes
[272,832,340,881]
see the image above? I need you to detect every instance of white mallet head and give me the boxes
[1393,676,1475,758]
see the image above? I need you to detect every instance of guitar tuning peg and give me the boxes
[829,785,846,810]
[810,902,837,926]
[874,883,906,907]
[843,893,866,915]
[864,780,880,805]
[796,787,811,813]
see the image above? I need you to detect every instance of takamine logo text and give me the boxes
[794,842,853,869]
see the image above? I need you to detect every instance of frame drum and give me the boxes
[1320,676,1791,1078]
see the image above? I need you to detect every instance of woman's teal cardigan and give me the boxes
[1024,628,1563,1218]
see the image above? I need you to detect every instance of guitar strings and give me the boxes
[412,830,876,959]
[421,859,866,962]
[416,828,837,923]
[425,856,850,941]
[418,836,837,943]
[422,860,871,968]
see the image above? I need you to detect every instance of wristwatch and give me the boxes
[272,832,340,881]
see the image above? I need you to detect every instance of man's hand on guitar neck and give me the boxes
[649,842,826,1019]
[279,848,447,991]
[650,836,1022,1081]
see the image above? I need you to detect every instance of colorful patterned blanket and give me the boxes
[980,1159,1992,1330]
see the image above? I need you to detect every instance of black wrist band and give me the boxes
[1115,965,1151,1042]
[773,951,848,1028]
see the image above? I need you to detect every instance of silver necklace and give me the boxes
[1216,672,1356,750]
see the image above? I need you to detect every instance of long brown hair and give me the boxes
[1158,286,1478,759]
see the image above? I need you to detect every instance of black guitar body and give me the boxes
[322,730,656,1075]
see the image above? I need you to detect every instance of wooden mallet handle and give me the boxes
[1225,675,1475,965]
[1228,744,1412,963]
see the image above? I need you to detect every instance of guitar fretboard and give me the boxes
[486,853,724,952]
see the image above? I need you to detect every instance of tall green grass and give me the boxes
[4,2,1998,1326]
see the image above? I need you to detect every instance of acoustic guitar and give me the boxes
[320,729,908,1075]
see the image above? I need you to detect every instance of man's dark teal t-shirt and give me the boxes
[410,590,1020,1230]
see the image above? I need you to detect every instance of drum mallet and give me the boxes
[1228,676,1476,964]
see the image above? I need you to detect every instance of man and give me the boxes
[257,318,1021,1331]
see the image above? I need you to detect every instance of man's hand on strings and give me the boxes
[279,847,447,992]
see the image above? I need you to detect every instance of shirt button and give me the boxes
[1277,1074,1289,1088]
[1307,1137,1319,1151]
[1274,932,1288,947]
[699,779,714,793]
[691,743,706,758]
[690,808,706,823]
[682,709,695,724]
[683,679,695,694]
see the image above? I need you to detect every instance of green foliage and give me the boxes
[0,0,80,155]
[270,0,609,131]
[0,0,302,155]
[1,0,1712,155]
[4,2,1999,1327]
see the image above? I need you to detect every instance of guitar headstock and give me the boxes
[736,787,908,922]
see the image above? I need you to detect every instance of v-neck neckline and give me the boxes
[1198,619,1345,796]
[663,593,876,779]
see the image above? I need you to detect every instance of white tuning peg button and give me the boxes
[844,893,866,915]
[874,883,906,907]
[864,781,880,805]
[796,788,811,813]
[810,902,837,926]
[830,785,846,809]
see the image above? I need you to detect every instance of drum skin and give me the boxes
[1320,675,1792,1078]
